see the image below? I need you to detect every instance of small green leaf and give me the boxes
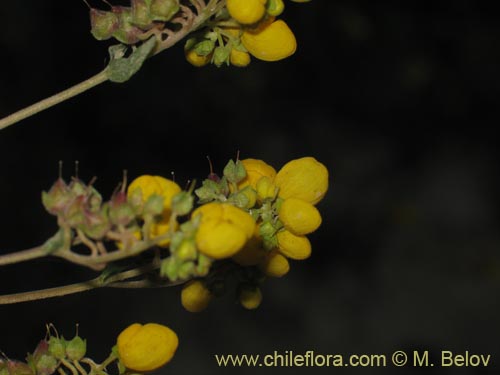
[106,37,157,83]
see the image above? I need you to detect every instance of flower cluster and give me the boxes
[41,156,328,312]
[0,323,178,375]
[185,0,310,67]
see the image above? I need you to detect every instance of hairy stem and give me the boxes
[0,70,108,131]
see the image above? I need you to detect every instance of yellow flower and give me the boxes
[192,202,255,259]
[274,157,328,205]
[239,158,277,189]
[239,286,263,309]
[259,250,290,277]
[117,323,178,372]
[276,229,311,259]
[256,176,278,201]
[230,48,251,67]
[181,280,213,312]
[127,175,181,213]
[185,49,211,67]
[278,197,322,235]
[241,19,296,62]
[267,0,285,16]
[227,0,267,25]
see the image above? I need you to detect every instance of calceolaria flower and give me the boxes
[117,323,179,372]
[181,279,213,312]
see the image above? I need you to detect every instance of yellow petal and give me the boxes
[242,20,297,62]
[278,198,322,235]
[230,49,251,67]
[239,287,263,310]
[196,221,247,259]
[275,157,329,204]
[181,280,213,312]
[239,158,277,189]
[117,323,178,372]
[277,229,311,259]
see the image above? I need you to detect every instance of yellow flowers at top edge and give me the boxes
[239,158,277,189]
[227,0,267,25]
[127,175,182,212]
[117,323,179,372]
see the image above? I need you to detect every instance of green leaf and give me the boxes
[106,37,157,83]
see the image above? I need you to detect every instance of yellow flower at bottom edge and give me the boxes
[230,48,251,67]
[117,323,178,372]
[181,280,213,312]
[239,286,263,310]
[192,203,255,259]
[274,156,329,205]
[259,251,290,277]
[185,49,211,67]
[241,19,297,62]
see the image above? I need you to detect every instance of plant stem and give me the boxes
[0,70,108,131]
[0,264,163,305]
[0,245,48,266]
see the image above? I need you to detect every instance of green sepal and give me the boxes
[223,159,247,184]
[106,36,157,83]
[48,337,66,360]
[212,45,231,67]
[143,194,164,216]
[131,0,153,27]
[90,9,119,40]
[194,40,216,56]
[66,336,86,361]
[171,192,194,216]
[150,0,179,21]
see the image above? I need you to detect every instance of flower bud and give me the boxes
[171,192,193,216]
[212,46,231,67]
[90,9,119,40]
[230,48,251,67]
[176,240,197,261]
[111,7,143,44]
[143,194,165,216]
[259,251,290,277]
[181,280,213,312]
[266,0,285,16]
[150,0,179,22]
[276,229,311,260]
[42,178,72,216]
[256,176,277,202]
[223,159,247,184]
[238,285,262,310]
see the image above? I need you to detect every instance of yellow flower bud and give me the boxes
[181,280,213,312]
[230,48,251,67]
[127,175,181,212]
[256,176,278,201]
[227,0,267,25]
[274,157,329,205]
[193,203,255,259]
[117,323,178,372]
[259,251,290,277]
[267,0,285,16]
[241,19,296,62]
[239,158,277,189]
[279,198,322,235]
[276,229,311,260]
[185,49,211,67]
[239,286,262,310]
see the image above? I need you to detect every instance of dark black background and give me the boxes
[1,1,500,374]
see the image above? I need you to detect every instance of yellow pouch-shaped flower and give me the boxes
[239,287,263,310]
[117,323,178,372]
[230,48,251,67]
[127,175,181,212]
[227,0,267,25]
[181,280,213,312]
[278,198,322,235]
[259,250,290,277]
[193,203,255,259]
[274,157,328,205]
[241,20,297,61]
[277,229,311,260]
